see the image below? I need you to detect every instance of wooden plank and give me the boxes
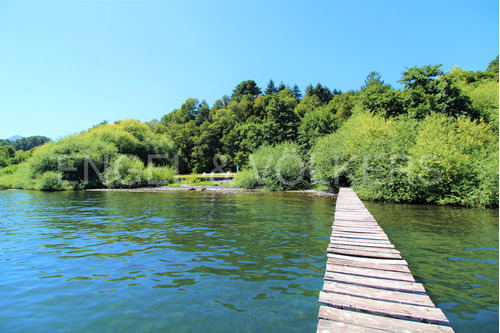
[318,307,454,332]
[324,271,426,293]
[332,227,385,234]
[331,236,393,246]
[327,258,410,273]
[334,219,378,223]
[327,253,408,266]
[322,281,433,307]
[326,263,413,282]
[319,292,450,325]
[322,281,435,307]
[332,231,389,240]
[329,244,401,255]
[333,222,381,227]
[333,226,381,231]
[328,247,402,259]
[331,239,396,249]
[317,319,383,333]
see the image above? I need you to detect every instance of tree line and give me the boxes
[0,56,497,207]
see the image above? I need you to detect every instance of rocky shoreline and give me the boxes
[86,185,338,197]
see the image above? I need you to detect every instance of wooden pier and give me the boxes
[317,188,454,332]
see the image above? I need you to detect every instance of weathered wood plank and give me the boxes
[332,227,386,234]
[327,258,410,273]
[319,292,450,325]
[327,253,408,266]
[326,263,413,282]
[329,244,401,254]
[331,236,393,245]
[324,271,426,293]
[331,239,396,249]
[327,247,402,259]
[318,307,454,332]
[334,219,378,223]
[332,231,389,240]
[322,281,435,306]
[317,319,384,333]
[333,222,380,227]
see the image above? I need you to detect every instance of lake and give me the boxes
[0,190,498,332]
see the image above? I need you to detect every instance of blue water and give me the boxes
[0,190,333,332]
[365,201,499,333]
[0,190,498,332]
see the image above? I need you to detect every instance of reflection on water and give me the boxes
[364,201,499,333]
[0,190,333,332]
[1,190,497,332]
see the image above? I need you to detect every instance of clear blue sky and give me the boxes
[0,0,498,140]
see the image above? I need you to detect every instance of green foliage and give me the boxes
[359,72,403,117]
[486,55,499,80]
[34,171,71,191]
[408,114,498,207]
[3,57,497,207]
[0,145,15,167]
[0,136,52,151]
[234,142,309,190]
[298,106,336,151]
[311,112,498,207]
[141,165,176,186]
[399,65,477,119]
[449,65,499,132]
[1,119,176,189]
[104,155,145,188]
[294,94,322,117]
[305,83,335,104]
[231,80,262,102]
[265,79,278,95]
[264,90,300,144]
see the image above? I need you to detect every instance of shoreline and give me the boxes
[85,185,338,197]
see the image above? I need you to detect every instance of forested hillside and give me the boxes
[0,136,52,151]
[0,58,498,207]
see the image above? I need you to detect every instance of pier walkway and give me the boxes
[317,188,454,332]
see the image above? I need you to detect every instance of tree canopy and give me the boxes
[0,56,498,207]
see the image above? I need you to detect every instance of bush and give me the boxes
[234,142,309,190]
[0,174,14,189]
[233,169,259,189]
[408,114,498,207]
[312,112,419,201]
[141,165,176,186]
[34,171,70,191]
[1,119,177,190]
[104,155,145,188]
[311,111,499,207]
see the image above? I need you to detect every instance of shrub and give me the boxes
[311,112,419,201]
[311,111,499,207]
[34,171,70,191]
[141,165,176,186]
[408,114,498,207]
[0,174,14,189]
[104,155,145,188]
[234,142,309,190]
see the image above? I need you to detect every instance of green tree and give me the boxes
[486,55,499,80]
[305,83,333,104]
[231,80,262,102]
[399,65,476,119]
[291,84,302,100]
[263,89,300,144]
[265,79,278,95]
[0,145,15,167]
[359,72,403,118]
